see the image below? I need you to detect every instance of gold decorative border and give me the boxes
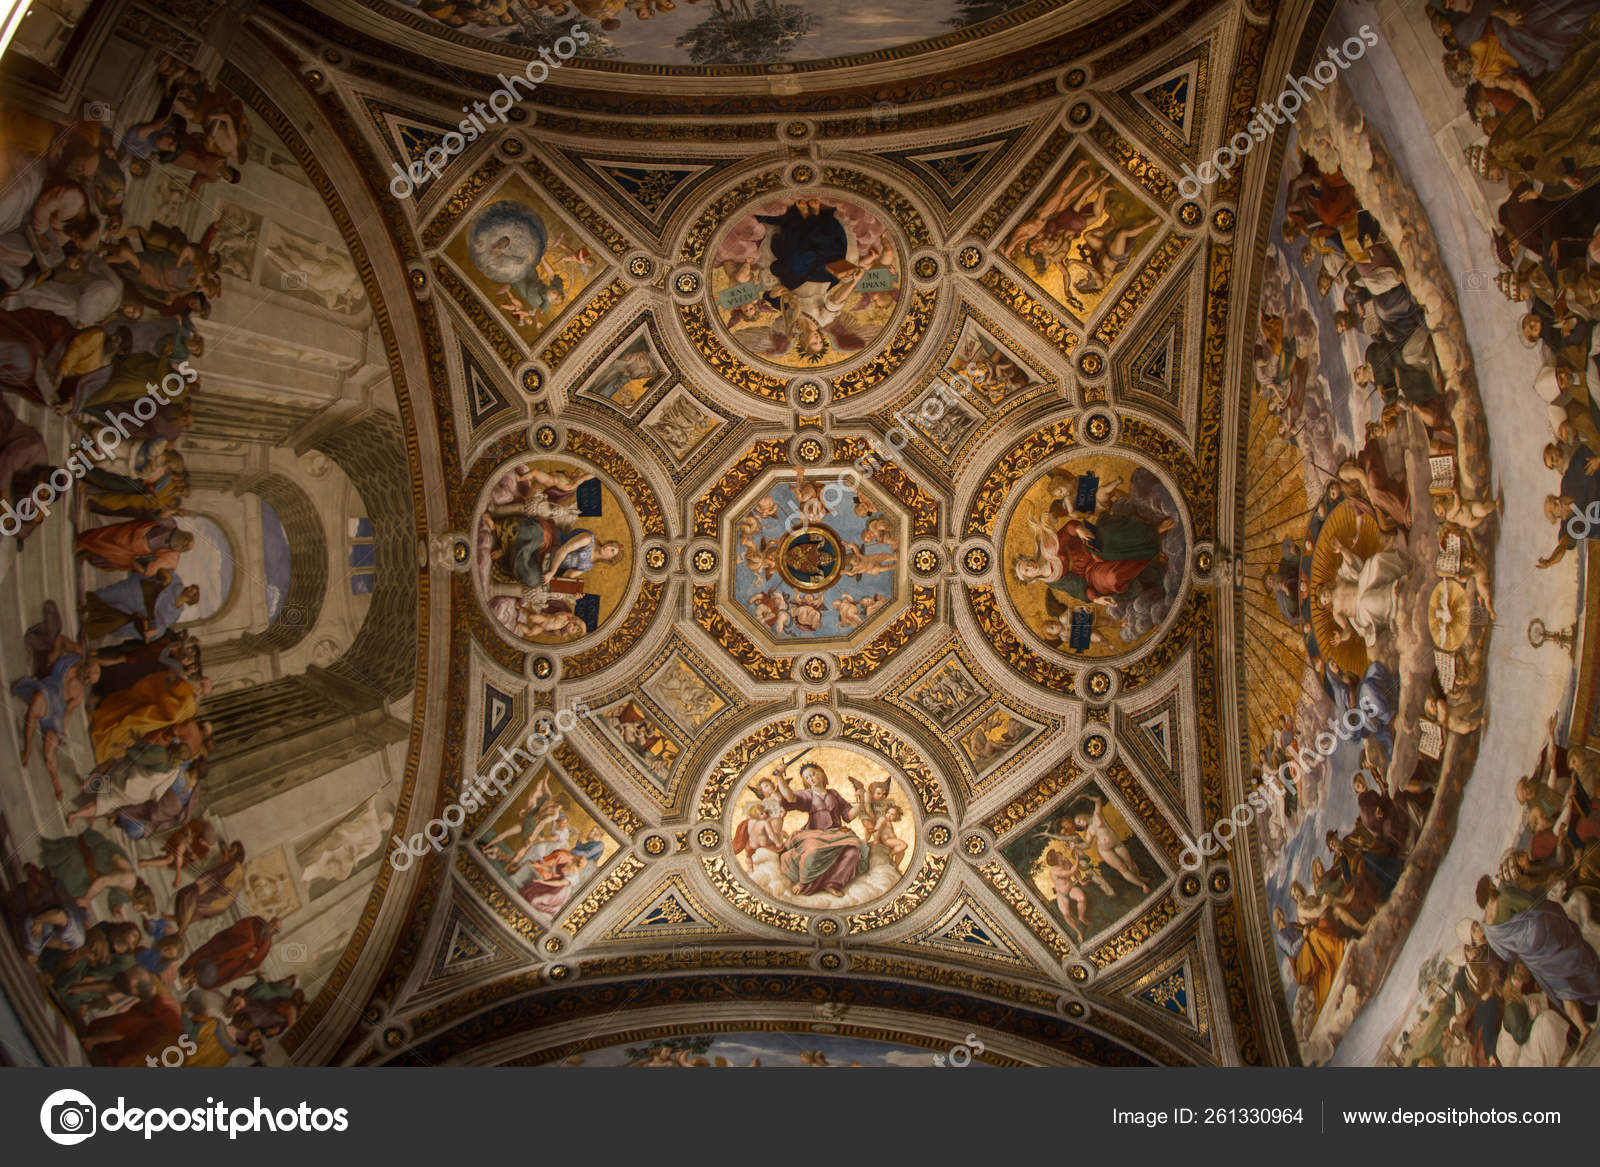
[1092,231,1190,347]
[973,125,1073,242]
[1215,18,1270,203]
[820,166,933,246]
[692,585,794,682]
[846,854,950,933]
[562,854,646,936]
[539,113,776,143]
[848,955,1060,1012]
[831,288,939,401]
[869,302,1061,477]
[551,741,644,836]
[434,258,520,369]
[1087,119,1181,205]
[817,84,1059,141]
[578,950,812,979]
[676,301,790,401]
[540,276,631,371]
[982,756,1084,838]
[1105,759,1183,862]
[455,851,544,944]
[692,439,791,538]
[564,430,669,537]
[966,584,1077,694]
[836,585,940,682]
[1109,41,1213,165]
[562,577,666,679]
[678,171,786,264]
[1196,241,1230,488]
[978,268,1082,350]
[701,855,810,933]
[962,417,1076,537]
[697,717,800,820]
[421,157,507,250]
[596,872,737,943]
[838,711,950,814]
[1213,898,1265,1065]
[1119,591,1204,694]
[830,438,941,539]
[1090,893,1180,968]
[977,860,1073,960]
[1121,940,1213,1041]
[522,155,631,258]
[1126,419,1203,515]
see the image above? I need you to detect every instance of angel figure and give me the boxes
[790,592,827,633]
[750,588,791,635]
[733,804,786,869]
[874,806,908,869]
[832,593,866,631]
[841,542,897,579]
[847,774,893,836]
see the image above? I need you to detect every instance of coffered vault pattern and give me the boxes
[14,0,1500,1071]
[328,0,1256,1068]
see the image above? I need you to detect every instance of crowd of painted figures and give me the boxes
[1375,0,1600,1067]
[1255,141,1472,1038]
[1251,0,1600,1059]
[1432,0,1600,565]
[1385,718,1600,1065]
[0,58,302,1065]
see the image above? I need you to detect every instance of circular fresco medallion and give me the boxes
[708,194,903,371]
[777,523,846,593]
[1002,454,1187,659]
[473,458,634,646]
[731,745,917,911]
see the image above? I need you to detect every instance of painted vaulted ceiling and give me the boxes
[1,0,1592,1070]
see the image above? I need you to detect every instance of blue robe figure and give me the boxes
[468,201,564,318]
[756,203,849,304]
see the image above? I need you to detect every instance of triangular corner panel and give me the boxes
[597,872,737,944]
[553,150,747,244]
[359,95,460,186]
[416,899,529,997]
[1119,941,1216,1052]
[872,125,1035,215]
[899,889,1038,972]
[479,679,521,758]
[1111,252,1202,438]
[1105,41,1212,164]
[1116,688,1184,809]
[461,340,515,434]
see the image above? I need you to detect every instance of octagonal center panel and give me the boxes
[710,194,904,370]
[731,745,918,910]
[730,469,907,645]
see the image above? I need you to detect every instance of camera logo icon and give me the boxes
[82,101,111,123]
[281,940,309,962]
[280,271,308,291]
[40,1088,97,1145]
